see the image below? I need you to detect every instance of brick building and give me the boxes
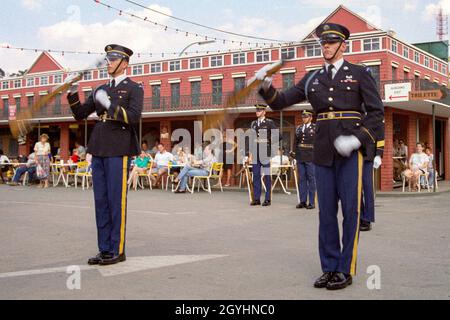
[1,5,449,191]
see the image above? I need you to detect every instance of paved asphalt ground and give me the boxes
[0,184,449,300]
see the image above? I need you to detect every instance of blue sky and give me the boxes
[0,0,448,73]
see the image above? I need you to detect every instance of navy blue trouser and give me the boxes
[315,151,364,276]
[297,161,316,205]
[361,160,375,223]
[92,156,130,256]
[252,161,271,202]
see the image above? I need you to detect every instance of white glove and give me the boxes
[64,73,80,94]
[334,135,362,157]
[373,155,382,169]
[255,62,280,81]
[246,76,273,93]
[95,90,111,110]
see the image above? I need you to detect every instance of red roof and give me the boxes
[304,5,382,40]
[27,51,64,74]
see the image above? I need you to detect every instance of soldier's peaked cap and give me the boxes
[302,110,313,116]
[105,44,134,61]
[255,104,268,110]
[316,23,350,41]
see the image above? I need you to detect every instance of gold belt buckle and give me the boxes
[327,112,336,120]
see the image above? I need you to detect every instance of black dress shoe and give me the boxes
[262,200,271,207]
[314,272,334,288]
[296,202,307,209]
[250,200,261,206]
[88,252,113,265]
[326,272,352,290]
[306,204,315,210]
[99,254,126,266]
[360,220,372,232]
[174,190,186,194]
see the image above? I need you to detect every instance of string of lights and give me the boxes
[1,43,291,59]
[124,0,293,43]
[94,0,296,47]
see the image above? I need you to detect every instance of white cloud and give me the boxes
[404,0,418,12]
[424,0,450,21]
[0,3,326,73]
[21,0,42,11]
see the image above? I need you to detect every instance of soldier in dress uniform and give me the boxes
[360,113,385,232]
[295,110,317,210]
[250,104,278,207]
[256,23,384,290]
[65,44,143,265]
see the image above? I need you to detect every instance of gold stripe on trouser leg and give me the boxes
[314,191,318,207]
[119,156,128,255]
[350,152,363,276]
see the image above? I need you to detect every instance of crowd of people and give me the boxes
[394,140,437,190]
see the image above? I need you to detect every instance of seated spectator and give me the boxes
[403,143,429,191]
[76,153,93,173]
[194,142,203,161]
[270,149,290,175]
[173,147,216,193]
[68,149,80,172]
[128,150,153,190]
[9,152,37,186]
[151,143,174,187]
[425,147,435,187]
[141,140,152,156]
[75,142,86,158]
[0,149,11,184]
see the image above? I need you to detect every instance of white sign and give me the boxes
[384,83,411,102]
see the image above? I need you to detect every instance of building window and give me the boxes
[189,58,201,69]
[366,66,381,89]
[442,65,447,74]
[281,47,295,60]
[15,97,21,114]
[54,94,61,115]
[233,53,246,65]
[434,61,439,71]
[344,41,352,53]
[1,81,9,90]
[363,38,380,51]
[171,83,180,108]
[169,61,181,71]
[151,63,161,73]
[392,66,397,80]
[403,47,409,59]
[306,45,321,57]
[414,52,419,63]
[404,71,409,80]
[234,77,246,92]
[14,80,22,88]
[424,56,430,68]
[256,50,270,62]
[391,40,398,53]
[210,56,223,67]
[282,73,295,90]
[54,74,62,84]
[132,65,143,75]
[26,78,35,87]
[151,85,161,109]
[84,90,92,102]
[27,96,34,108]
[191,81,201,107]
[212,79,222,105]
[99,69,108,79]
[82,72,92,81]
[2,99,9,118]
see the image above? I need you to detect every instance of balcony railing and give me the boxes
[1,79,448,121]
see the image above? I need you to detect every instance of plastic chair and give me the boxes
[191,162,224,194]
